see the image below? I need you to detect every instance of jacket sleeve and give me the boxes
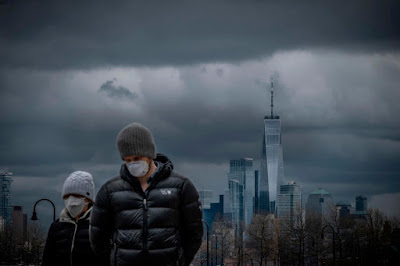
[180,178,203,265]
[89,182,113,263]
[42,222,56,266]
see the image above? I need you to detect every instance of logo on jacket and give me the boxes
[160,189,172,195]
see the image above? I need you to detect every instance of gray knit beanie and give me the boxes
[62,171,95,202]
[116,122,156,159]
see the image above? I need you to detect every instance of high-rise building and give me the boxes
[356,195,367,214]
[12,205,27,241]
[277,181,302,227]
[23,213,27,240]
[336,200,352,220]
[228,179,244,227]
[305,188,334,222]
[198,190,213,209]
[223,188,232,221]
[254,170,259,214]
[226,158,254,227]
[0,172,13,227]
[203,195,224,232]
[260,80,284,214]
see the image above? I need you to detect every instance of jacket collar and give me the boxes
[120,153,173,190]
[59,206,93,224]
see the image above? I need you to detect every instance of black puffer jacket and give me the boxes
[42,207,106,266]
[90,154,203,266]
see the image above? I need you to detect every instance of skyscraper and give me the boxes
[276,181,302,227]
[202,195,224,235]
[198,190,213,209]
[226,158,255,227]
[305,188,335,222]
[228,179,244,227]
[336,200,352,220]
[260,80,284,214]
[12,205,27,241]
[356,195,368,214]
[0,172,13,227]
[254,170,259,214]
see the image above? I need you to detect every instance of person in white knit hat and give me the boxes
[42,171,106,266]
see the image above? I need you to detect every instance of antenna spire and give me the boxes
[270,77,274,118]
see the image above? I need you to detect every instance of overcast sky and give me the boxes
[1,0,400,228]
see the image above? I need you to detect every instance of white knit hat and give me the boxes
[62,171,95,202]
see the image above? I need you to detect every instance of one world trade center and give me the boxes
[259,79,284,214]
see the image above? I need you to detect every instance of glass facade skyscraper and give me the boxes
[198,190,213,209]
[305,188,334,222]
[260,83,285,214]
[0,172,13,227]
[277,181,302,226]
[225,158,255,227]
[356,195,367,214]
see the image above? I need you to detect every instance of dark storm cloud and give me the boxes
[1,0,399,69]
[99,79,138,100]
[1,53,400,224]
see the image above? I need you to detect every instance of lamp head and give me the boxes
[31,211,38,221]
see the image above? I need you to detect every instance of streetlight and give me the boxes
[31,199,56,222]
[321,225,335,265]
[304,234,315,265]
[212,234,218,265]
[202,220,210,266]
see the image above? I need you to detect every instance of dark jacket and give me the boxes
[42,207,106,266]
[90,154,203,266]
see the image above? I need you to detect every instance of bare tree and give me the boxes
[0,226,17,264]
[192,240,207,266]
[212,217,235,265]
[246,213,277,265]
[278,204,323,266]
[26,222,47,265]
[361,208,392,265]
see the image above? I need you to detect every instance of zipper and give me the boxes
[70,222,78,266]
[143,197,148,254]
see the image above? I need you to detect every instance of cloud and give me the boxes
[216,68,224,78]
[98,79,138,100]
[369,193,400,218]
[1,51,399,229]
[0,0,399,69]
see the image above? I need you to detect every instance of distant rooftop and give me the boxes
[264,115,280,119]
[336,200,351,207]
[310,188,331,195]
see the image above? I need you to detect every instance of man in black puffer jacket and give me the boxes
[90,123,203,266]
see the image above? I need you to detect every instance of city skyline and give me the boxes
[1,0,399,228]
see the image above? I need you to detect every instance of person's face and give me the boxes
[123,155,152,165]
[63,194,90,203]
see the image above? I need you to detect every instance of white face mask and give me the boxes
[126,160,149,177]
[64,196,88,218]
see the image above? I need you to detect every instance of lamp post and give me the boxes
[202,220,209,266]
[321,225,335,265]
[31,199,56,222]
